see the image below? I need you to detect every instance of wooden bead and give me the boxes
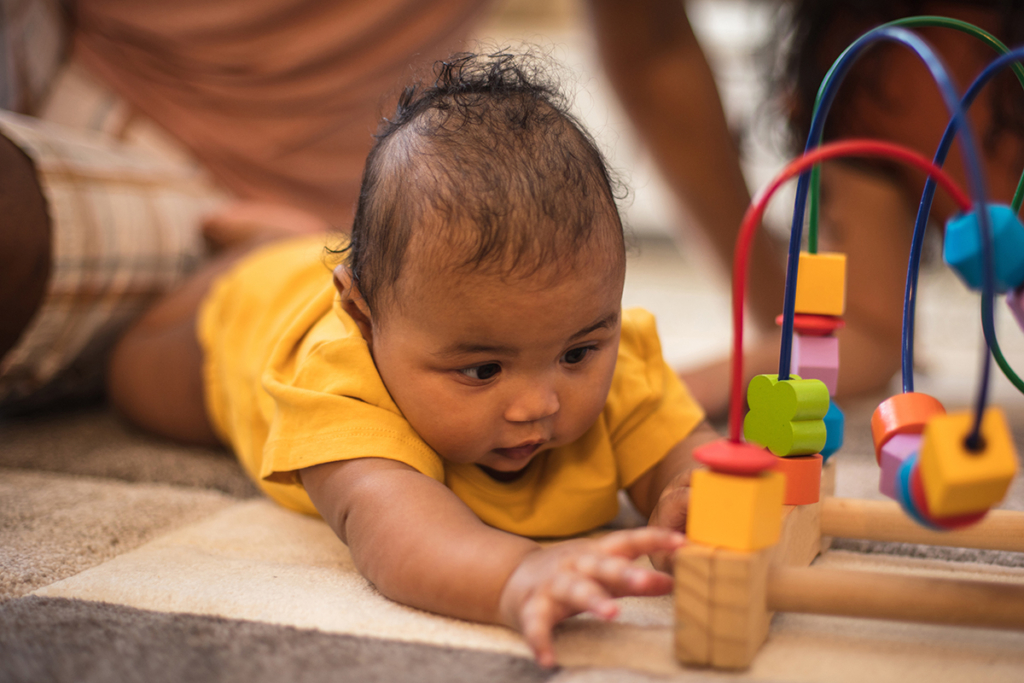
[693,438,776,475]
[820,400,844,460]
[744,374,829,457]
[879,434,921,501]
[1008,285,1024,333]
[686,469,785,551]
[894,454,937,529]
[794,252,847,316]
[770,453,822,505]
[910,462,988,530]
[870,392,946,461]
[918,408,1019,517]
[943,204,1024,293]
[791,333,839,395]
[775,313,846,336]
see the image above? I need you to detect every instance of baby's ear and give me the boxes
[333,265,374,344]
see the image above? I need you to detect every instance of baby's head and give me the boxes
[334,51,626,475]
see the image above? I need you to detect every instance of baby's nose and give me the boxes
[504,383,560,423]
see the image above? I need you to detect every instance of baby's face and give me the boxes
[369,247,624,473]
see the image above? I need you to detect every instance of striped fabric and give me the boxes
[0,108,226,411]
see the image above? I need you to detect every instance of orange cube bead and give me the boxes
[770,453,822,505]
[686,469,785,551]
[871,393,946,461]
[794,252,847,316]
[918,408,1018,517]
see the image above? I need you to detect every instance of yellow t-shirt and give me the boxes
[198,237,705,538]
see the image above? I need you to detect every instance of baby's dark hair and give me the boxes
[340,50,625,315]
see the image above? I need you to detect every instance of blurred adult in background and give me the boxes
[15,0,1012,422]
[763,0,1024,409]
[2,0,784,416]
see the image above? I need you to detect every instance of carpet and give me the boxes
[3,240,1024,682]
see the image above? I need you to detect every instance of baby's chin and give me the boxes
[475,461,532,483]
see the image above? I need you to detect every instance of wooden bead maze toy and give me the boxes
[674,17,1024,670]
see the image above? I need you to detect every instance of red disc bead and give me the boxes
[694,439,777,476]
[775,313,845,337]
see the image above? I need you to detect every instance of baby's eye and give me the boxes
[459,363,501,381]
[562,347,593,365]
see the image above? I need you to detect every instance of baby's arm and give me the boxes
[627,421,720,570]
[300,457,685,667]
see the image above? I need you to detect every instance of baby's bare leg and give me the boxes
[107,236,280,445]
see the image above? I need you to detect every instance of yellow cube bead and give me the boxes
[794,252,847,316]
[686,469,785,551]
[919,408,1019,517]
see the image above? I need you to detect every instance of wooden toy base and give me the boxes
[674,462,1024,669]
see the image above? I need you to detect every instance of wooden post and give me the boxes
[674,544,773,668]
[768,565,1024,630]
[675,503,823,668]
[821,497,1024,552]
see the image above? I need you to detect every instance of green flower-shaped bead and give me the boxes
[743,373,829,456]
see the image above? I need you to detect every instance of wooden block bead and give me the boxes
[794,252,847,316]
[693,438,776,476]
[1008,285,1024,333]
[770,453,822,505]
[820,401,844,460]
[743,374,829,457]
[791,333,839,395]
[918,408,1019,517]
[687,469,785,551]
[910,461,988,530]
[870,392,946,461]
[879,434,921,500]
[775,313,845,337]
[943,204,1024,293]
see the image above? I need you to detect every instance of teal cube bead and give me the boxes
[943,204,1024,293]
[820,400,845,460]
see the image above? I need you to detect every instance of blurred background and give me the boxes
[479,0,1024,414]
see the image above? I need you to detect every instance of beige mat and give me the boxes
[1,468,236,601]
[32,496,1024,681]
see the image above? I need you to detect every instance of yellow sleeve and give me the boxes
[259,309,446,486]
[605,308,706,487]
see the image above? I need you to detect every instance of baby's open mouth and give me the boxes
[493,441,544,461]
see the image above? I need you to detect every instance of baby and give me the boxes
[108,52,717,667]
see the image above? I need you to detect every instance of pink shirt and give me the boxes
[74,0,489,226]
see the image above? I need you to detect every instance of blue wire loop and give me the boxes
[901,47,1024,399]
[780,26,995,446]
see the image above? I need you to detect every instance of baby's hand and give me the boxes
[498,526,685,668]
[646,469,693,573]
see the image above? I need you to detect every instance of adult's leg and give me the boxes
[0,132,50,362]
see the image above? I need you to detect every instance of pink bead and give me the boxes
[879,434,922,500]
[791,333,839,395]
[1008,285,1024,333]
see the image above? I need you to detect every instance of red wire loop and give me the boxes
[728,140,972,442]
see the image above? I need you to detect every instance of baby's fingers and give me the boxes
[520,595,560,668]
[597,526,686,559]
[521,579,613,669]
[574,554,671,597]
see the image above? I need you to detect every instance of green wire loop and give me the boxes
[806,16,1024,254]
[992,336,1024,393]
[803,16,1024,395]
